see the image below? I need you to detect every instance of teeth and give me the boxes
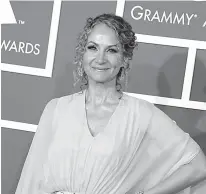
[93,68,108,71]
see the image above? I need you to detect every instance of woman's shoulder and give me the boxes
[124,92,154,114]
[43,91,83,120]
[48,91,84,109]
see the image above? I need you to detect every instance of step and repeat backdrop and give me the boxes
[1,0,206,194]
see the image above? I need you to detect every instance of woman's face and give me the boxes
[82,23,124,84]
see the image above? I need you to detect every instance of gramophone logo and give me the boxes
[0,0,16,24]
[1,0,61,77]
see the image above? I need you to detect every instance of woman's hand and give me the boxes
[144,149,206,194]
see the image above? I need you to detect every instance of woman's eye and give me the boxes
[87,45,97,51]
[108,48,118,53]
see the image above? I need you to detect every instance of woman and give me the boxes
[15,14,206,194]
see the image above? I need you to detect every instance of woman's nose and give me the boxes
[96,51,106,64]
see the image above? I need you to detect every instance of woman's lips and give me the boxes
[92,67,110,71]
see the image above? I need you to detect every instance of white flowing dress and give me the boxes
[15,89,201,194]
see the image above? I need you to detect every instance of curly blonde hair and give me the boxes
[73,13,137,93]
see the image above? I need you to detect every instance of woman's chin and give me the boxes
[92,78,109,84]
[88,75,115,84]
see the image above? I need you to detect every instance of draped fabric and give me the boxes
[15,89,202,194]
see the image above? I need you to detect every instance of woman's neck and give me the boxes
[85,84,122,106]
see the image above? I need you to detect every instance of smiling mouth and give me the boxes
[92,67,110,71]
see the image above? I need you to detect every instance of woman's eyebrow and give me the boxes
[108,44,119,48]
[87,41,119,48]
[87,41,98,46]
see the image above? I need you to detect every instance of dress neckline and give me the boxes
[82,89,124,139]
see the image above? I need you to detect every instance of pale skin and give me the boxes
[82,23,125,137]
[81,23,206,193]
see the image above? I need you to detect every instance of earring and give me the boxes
[73,62,83,87]
[119,67,125,81]
[73,70,80,87]
[77,65,83,77]
[124,70,128,92]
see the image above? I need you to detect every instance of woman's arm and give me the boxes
[15,99,58,194]
[145,149,206,194]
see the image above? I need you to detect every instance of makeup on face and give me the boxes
[82,23,124,83]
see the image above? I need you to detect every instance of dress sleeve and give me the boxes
[15,98,58,194]
[148,103,201,178]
